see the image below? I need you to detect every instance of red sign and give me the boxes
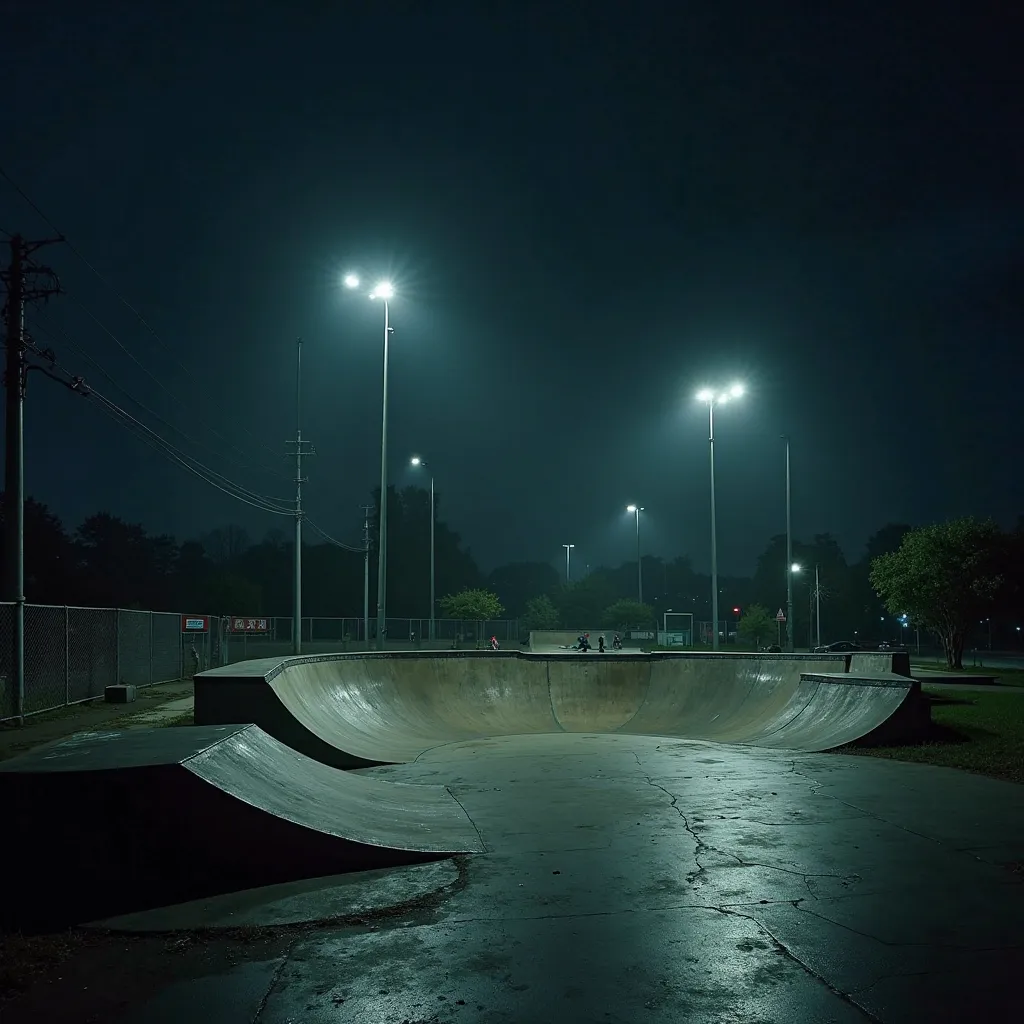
[229,617,269,633]
[181,615,210,632]
[776,608,786,622]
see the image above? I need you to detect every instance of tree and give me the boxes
[439,588,504,642]
[75,513,177,609]
[737,604,775,649]
[521,595,560,631]
[202,525,252,564]
[601,598,656,629]
[869,517,1004,669]
[553,574,618,627]
[487,562,560,617]
[0,495,76,603]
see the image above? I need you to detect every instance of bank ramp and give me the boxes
[195,651,926,769]
[0,723,483,929]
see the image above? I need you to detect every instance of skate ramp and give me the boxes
[194,651,924,768]
[529,629,608,651]
[0,723,483,929]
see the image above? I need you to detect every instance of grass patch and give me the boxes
[843,689,1024,783]
[911,660,1024,682]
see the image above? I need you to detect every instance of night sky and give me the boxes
[2,2,1022,577]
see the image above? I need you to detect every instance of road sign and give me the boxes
[776,609,786,622]
[181,615,210,632]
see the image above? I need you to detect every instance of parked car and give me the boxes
[813,640,862,653]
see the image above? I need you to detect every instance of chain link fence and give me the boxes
[0,603,186,722]
[0,604,522,718]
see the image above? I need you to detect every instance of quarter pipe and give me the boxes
[0,723,483,929]
[194,650,927,769]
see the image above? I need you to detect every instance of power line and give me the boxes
[0,161,286,464]
[305,517,366,554]
[27,347,296,516]
[26,311,292,498]
[61,293,291,482]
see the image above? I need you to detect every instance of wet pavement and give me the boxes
[101,733,1023,1023]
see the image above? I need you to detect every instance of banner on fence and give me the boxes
[229,616,269,632]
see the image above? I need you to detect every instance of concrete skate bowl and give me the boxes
[194,651,927,770]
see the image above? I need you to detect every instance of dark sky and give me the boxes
[2,1,1022,576]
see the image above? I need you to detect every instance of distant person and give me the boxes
[598,634,606,653]
[612,634,622,650]
[489,635,500,650]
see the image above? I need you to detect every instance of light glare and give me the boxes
[791,563,802,573]
[343,273,360,289]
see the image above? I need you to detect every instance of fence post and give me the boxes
[64,606,70,706]
[149,611,154,685]
[114,608,120,686]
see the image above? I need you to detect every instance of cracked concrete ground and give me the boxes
[10,732,1023,1022]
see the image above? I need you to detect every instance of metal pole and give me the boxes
[563,543,573,583]
[784,436,794,653]
[2,236,25,720]
[361,505,372,646]
[429,474,435,641]
[709,403,719,651]
[64,606,70,705]
[635,508,643,605]
[376,301,390,646]
[293,338,303,655]
[815,563,821,649]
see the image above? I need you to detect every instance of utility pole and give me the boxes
[2,234,60,723]
[360,503,373,647]
[285,338,314,656]
[815,563,822,649]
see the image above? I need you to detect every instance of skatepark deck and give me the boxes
[0,723,483,929]
[194,650,927,769]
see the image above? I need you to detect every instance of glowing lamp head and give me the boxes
[410,456,422,466]
[791,563,802,573]
[343,272,360,289]
[729,382,745,397]
[627,504,637,513]
[371,281,394,300]
[696,388,714,403]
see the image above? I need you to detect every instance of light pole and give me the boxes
[783,435,794,653]
[345,273,394,646]
[410,456,436,641]
[626,505,644,604]
[815,563,821,649]
[563,543,574,583]
[696,383,744,651]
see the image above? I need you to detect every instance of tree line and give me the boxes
[3,488,1021,665]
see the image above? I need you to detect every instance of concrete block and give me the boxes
[105,684,137,704]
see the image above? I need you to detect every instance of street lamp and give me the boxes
[410,456,436,641]
[696,383,744,650]
[792,562,821,650]
[563,543,574,583]
[783,435,794,652]
[345,272,395,646]
[626,505,644,604]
